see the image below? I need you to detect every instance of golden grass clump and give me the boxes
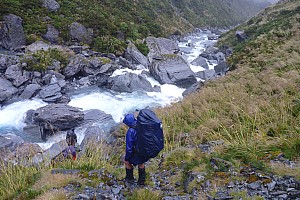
[32,172,78,192]
[34,189,68,200]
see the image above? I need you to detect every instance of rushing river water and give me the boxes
[0,30,219,149]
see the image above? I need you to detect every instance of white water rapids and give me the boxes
[0,30,219,150]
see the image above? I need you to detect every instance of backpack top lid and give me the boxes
[137,109,161,124]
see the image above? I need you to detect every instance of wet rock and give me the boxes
[108,72,154,93]
[124,41,149,68]
[19,84,41,99]
[150,54,197,88]
[32,104,84,132]
[191,56,209,69]
[0,77,18,102]
[38,83,62,102]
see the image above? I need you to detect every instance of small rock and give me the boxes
[78,194,89,199]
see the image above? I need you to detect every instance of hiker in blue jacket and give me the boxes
[123,113,148,185]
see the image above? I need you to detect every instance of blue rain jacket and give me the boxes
[123,114,149,165]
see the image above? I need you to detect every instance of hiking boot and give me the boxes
[125,168,134,183]
[137,167,146,185]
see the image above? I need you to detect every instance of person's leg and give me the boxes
[125,161,134,182]
[137,163,146,185]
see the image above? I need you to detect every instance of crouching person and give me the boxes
[123,114,149,185]
[52,129,80,164]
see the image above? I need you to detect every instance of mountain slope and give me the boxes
[0,0,271,52]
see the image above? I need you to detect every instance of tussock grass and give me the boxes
[34,189,67,200]
[0,162,40,200]
[127,188,161,200]
[268,162,300,179]
[32,172,78,192]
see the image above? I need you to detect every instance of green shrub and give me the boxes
[93,36,126,54]
[24,48,68,72]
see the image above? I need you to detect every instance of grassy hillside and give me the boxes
[159,0,300,167]
[0,0,271,53]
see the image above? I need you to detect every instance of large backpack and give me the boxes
[135,109,164,158]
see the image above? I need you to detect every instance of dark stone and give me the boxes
[38,83,62,103]
[124,41,149,68]
[32,104,84,132]
[191,56,209,69]
[214,61,228,76]
[150,54,197,88]
[0,77,18,102]
[42,0,60,12]
[42,24,59,44]
[182,81,204,96]
[19,84,41,99]
[69,22,93,44]
[0,14,26,50]
[108,72,154,93]
[236,30,247,41]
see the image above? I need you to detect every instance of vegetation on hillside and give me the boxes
[0,0,271,53]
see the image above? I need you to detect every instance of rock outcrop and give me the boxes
[0,14,26,50]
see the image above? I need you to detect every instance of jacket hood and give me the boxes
[123,114,137,127]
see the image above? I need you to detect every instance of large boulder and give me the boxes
[0,77,18,102]
[191,56,209,69]
[0,54,20,71]
[38,83,62,103]
[19,84,41,99]
[1,142,42,165]
[69,22,93,44]
[80,126,106,150]
[32,104,84,132]
[196,69,216,81]
[146,37,180,63]
[149,54,197,88]
[42,24,59,44]
[214,61,228,76]
[5,64,30,87]
[82,57,113,76]
[42,0,60,12]
[0,134,42,164]
[0,134,24,153]
[124,41,149,68]
[108,72,154,93]
[0,14,26,50]
[63,55,87,78]
[200,46,219,60]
